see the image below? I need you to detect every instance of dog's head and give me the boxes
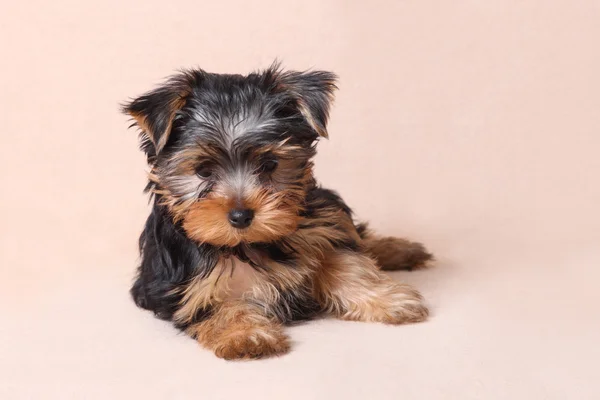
[123,64,337,247]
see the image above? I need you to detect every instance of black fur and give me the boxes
[123,64,336,162]
[258,286,322,324]
[131,186,358,327]
[126,64,354,330]
[131,200,215,322]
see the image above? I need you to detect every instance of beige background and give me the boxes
[1,1,599,399]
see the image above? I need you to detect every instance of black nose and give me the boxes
[228,208,254,229]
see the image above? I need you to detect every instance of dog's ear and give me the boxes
[275,69,338,138]
[122,71,200,157]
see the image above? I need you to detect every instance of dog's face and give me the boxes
[124,65,337,247]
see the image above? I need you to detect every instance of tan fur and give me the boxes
[151,146,223,220]
[129,95,188,153]
[173,199,429,359]
[314,250,428,324]
[360,226,433,270]
[127,67,431,361]
[187,302,290,360]
[174,256,311,327]
[182,187,301,246]
[275,72,337,138]
[174,258,261,325]
[151,141,312,246]
[298,101,328,138]
[287,209,362,271]
[175,257,309,360]
[172,208,429,359]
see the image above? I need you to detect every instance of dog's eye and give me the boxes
[260,159,278,174]
[196,165,213,179]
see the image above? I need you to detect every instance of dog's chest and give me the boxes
[210,257,261,300]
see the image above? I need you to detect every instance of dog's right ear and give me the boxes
[122,71,201,159]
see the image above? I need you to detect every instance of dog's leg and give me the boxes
[357,224,433,270]
[314,250,429,324]
[185,301,290,360]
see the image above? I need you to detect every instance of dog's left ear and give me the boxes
[277,70,338,138]
[122,72,200,157]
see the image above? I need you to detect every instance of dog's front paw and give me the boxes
[213,325,290,360]
[339,284,429,325]
[382,285,429,324]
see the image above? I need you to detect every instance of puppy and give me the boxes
[123,64,432,360]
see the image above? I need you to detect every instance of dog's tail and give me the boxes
[356,223,433,271]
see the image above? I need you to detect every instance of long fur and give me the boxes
[124,64,433,360]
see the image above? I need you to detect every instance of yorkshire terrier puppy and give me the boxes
[123,64,433,360]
